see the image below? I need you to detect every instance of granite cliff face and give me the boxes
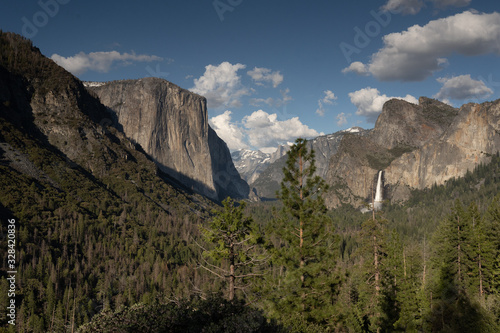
[87,78,248,200]
[385,100,500,200]
[371,97,457,149]
[324,97,500,208]
[251,128,368,199]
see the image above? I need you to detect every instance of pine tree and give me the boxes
[199,197,264,301]
[483,195,500,295]
[270,138,338,326]
[468,201,487,299]
[482,196,500,326]
[355,212,389,333]
[391,238,424,332]
[426,200,500,332]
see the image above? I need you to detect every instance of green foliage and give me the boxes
[3,30,500,332]
[268,138,339,327]
[425,200,500,332]
[77,295,283,333]
[199,197,265,300]
[341,213,410,332]
[0,32,77,96]
[0,89,214,331]
[201,198,255,262]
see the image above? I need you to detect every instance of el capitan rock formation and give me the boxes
[86,78,249,200]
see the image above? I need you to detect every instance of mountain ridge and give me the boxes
[324,97,500,208]
[249,127,370,199]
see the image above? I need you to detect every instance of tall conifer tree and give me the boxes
[270,138,338,326]
[426,200,500,332]
[199,197,263,301]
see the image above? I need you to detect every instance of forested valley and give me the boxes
[1,32,500,333]
[1,135,500,332]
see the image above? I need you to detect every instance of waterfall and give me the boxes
[360,170,385,213]
[374,170,383,202]
[374,170,383,210]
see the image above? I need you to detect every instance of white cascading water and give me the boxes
[374,170,383,210]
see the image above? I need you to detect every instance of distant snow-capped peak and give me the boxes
[83,81,106,88]
[342,126,363,133]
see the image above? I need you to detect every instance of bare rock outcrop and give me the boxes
[324,97,500,208]
[88,78,248,200]
[385,100,500,198]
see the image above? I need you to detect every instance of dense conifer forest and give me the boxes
[2,136,500,332]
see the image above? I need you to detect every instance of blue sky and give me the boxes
[2,0,500,152]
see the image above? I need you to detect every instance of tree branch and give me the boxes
[191,236,209,252]
[197,263,226,280]
[234,273,264,278]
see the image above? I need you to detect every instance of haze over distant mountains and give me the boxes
[232,127,368,199]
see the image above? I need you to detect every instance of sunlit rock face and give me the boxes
[325,97,500,209]
[385,100,500,194]
[87,78,249,200]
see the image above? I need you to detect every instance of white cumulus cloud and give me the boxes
[243,110,321,149]
[342,61,369,76]
[351,11,500,81]
[247,67,284,88]
[209,110,321,151]
[50,51,163,75]
[316,90,337,116]
[349,87,418,123]
[209,111,248,151]
[434,74,493,102]
[191,62,250,108]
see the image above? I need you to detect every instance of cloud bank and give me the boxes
[51,51,162,75]
[349,87,418,123]
[434,74,493,103]
[190,62,250,108]
[209,111,249,150]
[209,110,320,151]
[343,11,500,81]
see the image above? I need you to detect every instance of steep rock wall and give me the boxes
[88,78,248,200]
[324,97,500,209]
[385,100,500,197]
